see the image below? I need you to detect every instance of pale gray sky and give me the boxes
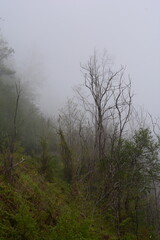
[1,0,160,116]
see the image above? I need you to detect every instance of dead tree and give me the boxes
[77,51,133,166]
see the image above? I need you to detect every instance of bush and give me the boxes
[13,204,38,240]
[50,208,98,240]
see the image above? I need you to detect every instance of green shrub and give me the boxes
[120,234,137,240]
[13,204,38,240]
[50,208,98,240]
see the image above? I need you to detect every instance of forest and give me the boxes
[0,30,160,240]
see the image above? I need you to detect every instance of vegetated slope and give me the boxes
[0,157,108,240]
[0,32,160,240]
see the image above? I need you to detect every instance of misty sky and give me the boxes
[1,0,160,117]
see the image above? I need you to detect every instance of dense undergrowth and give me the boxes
[0,155,111,240]
[0,154,157,240]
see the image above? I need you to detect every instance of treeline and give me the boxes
[0,34,57,180]
[0,32,160,240]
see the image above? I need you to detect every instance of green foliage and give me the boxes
[50,208,98,240]
[0,182,38,240]
[13,204,38,240]
[38,137,63,181]
[120,234,137,240]
[0,165,100,240]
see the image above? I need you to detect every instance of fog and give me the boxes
[1,0,160,117]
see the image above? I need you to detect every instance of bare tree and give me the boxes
[77,51,133,166]
[58,98,93,178]
[58,98,80,147]
[4,81,22,181]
